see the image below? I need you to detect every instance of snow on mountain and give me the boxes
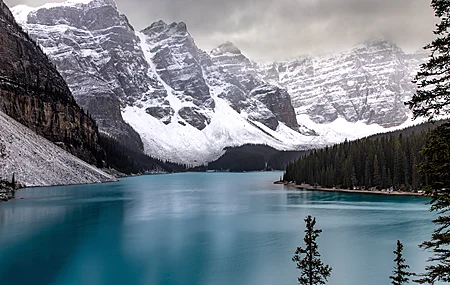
[10,0,429,166]
[122,26,323,165]
[12,1,320,165]
[253,40,427,127]
[0,111,115,187]
[210,40,428,140]
[12,0,148,151]
[296,113,424,145]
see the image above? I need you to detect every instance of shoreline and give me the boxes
[274,181,426,197]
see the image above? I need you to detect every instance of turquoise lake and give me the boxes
[0,172,438,285]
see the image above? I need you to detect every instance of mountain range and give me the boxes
[0,0,114,186]
[9,0,427,167]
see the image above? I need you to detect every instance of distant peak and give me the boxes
[142,20,188,35]
[147,20,167,30]
[211,41,242,56]
[12,0,117,11]
[357,39,400,50]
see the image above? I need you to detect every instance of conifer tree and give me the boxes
[373,154,382,189]
[404,0,450,283]
[292,215,332,285]
[390,240,412,285]
[416,122,450,284]
[406,1,450,119]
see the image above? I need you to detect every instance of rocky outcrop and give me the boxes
[141,21,215,130]
[13,0,149,150]
[254,40,426,127]
[209,41,300,131]
[0,0,104,165]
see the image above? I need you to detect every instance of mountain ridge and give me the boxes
[10,0,427,165]
[1,0,105,166]
[12,1,322,165]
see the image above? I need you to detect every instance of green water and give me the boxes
[0,172,437,285]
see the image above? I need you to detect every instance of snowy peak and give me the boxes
[355,39,402,52]
[12,0,118,25]
[210,41,253,70]
[9,0,426,167]
[143,20,188,37]
[250,40,425,128]
[211,41,243,56]
[19,0,126,31]
[139,20,215,130]
[11,0,147,150]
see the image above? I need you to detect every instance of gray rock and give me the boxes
[255,40,426,127]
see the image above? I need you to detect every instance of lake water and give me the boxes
[0,172,438,285]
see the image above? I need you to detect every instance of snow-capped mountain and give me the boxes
[211,41,426,128]
[1,0,105,166]
[0,111,115,187]
[11,0,148,151]
[12,0,322,165]
[10,0,428,166]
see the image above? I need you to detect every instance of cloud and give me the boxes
[4,0,437,61]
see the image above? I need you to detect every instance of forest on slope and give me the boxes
[283,121,447,191]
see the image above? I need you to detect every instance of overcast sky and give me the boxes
[4,0,437,61]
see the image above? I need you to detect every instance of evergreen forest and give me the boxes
[283,121,446,191]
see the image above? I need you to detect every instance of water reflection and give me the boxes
[0,173,439,285]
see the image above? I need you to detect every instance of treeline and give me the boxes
[207,144,307,172]
[99,134,197,174]
[284,122,446,191]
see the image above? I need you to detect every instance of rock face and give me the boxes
[13,0,148,150]
[0,0,104,165]
[141,21,215,130]
[10,0,426,165]
[254,40,426,127]
[209,42,300,131]
[13,0,314,165]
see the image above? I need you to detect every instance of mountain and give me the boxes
[211,40,426,128]
[0,110,114,187]
[12,0,322,166]
[11,0,428,166]
[0,0,116,186]
[0,0,104,165]
[11,0,146,151]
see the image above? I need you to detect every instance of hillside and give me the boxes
[0,111,115,187]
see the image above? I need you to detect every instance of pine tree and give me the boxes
[404,0,450,283]
[373,154,382,189]
[416,123,450,284]
[406,1,450,120]
[292,215,332,285]
[390,240,412,285]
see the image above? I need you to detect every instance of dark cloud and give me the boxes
[4,0,437,61]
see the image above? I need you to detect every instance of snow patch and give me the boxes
[296,114,424,144]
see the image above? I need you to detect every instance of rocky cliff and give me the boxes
[0,0,104,165]
[11,0,426,166]
[13,0,316,165]
[254,40,426,127]
[12,0,146,150]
